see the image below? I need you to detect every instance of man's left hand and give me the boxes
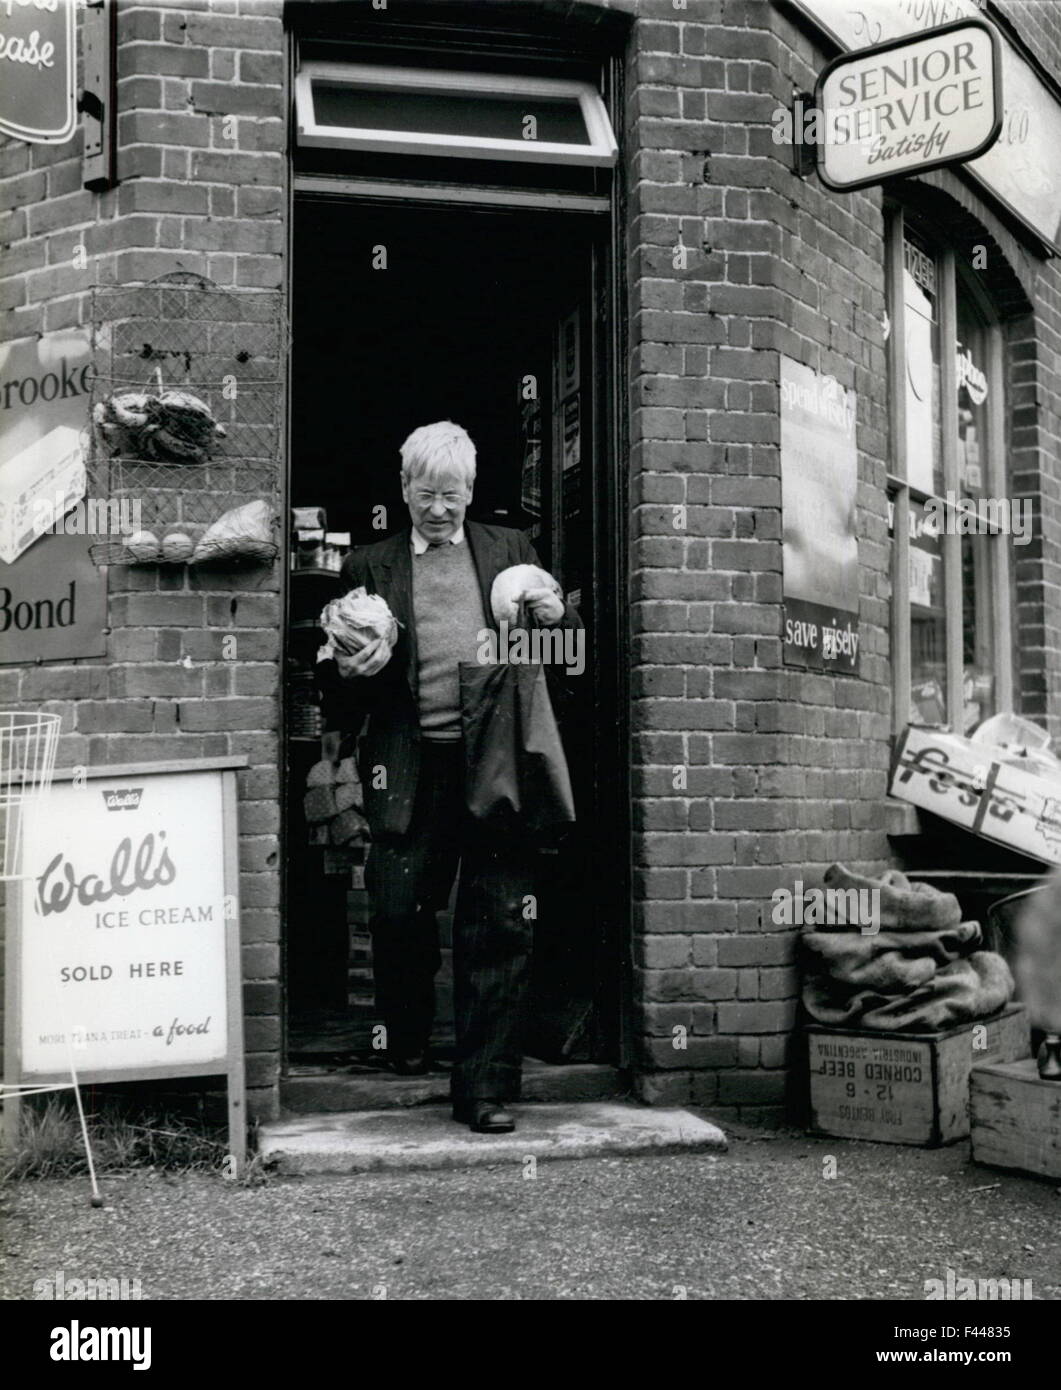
[522,586,565,626]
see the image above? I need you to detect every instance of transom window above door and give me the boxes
[295,62,618,167]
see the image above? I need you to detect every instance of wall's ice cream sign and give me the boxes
[815,19,1002,191]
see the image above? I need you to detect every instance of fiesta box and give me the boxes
[808,1004,1029,1146]
[889,724,1061,866]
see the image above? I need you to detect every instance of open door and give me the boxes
[523,294,598,1061]
[285,197,621,1069]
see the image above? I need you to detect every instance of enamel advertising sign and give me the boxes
[10,760,244,1081]
[0,0,78,144]
[815,19,1002,191]
[0,330,107,663]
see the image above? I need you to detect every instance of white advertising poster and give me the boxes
[17,766,233,1078]
[781,356,860,673]
[794,0,1061,250]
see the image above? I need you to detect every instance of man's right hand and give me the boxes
[336,636,392,679]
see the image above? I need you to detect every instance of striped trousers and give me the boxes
[364,739,537,1102]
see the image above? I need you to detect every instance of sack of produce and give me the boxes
[305,759,337,789]
[330,807,369,845]
[303,785,338,824]
[335,781,363,813]
[94,389,225,463]
[151,389,226,463]
[193,498,275,562]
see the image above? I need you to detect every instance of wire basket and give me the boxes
[87,274,283,567]
[91,274,285,383]
[86,457,280,566]
[0,712,61,882]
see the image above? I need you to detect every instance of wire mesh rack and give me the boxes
[0,712,61,882]
[87,274,285,567]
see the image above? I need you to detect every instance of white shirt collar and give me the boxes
[411,524,465,555]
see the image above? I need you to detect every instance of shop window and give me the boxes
[295,62,618,167]
[885,208,1015,734]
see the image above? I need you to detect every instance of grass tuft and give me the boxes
[0,1096,270,1186]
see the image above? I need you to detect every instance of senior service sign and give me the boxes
[9,760,245,1082]
[0,0,77,144]
[815,19,1002,190]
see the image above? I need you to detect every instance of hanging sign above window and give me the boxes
[0,0,77,144]
[792,0,1061,251]
[815,19,1002,190]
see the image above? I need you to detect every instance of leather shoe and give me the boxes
[453,1099,516,1133]
[390,1053,431,1077]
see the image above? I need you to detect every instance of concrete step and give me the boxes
[280,1059,628,1114]
[259,1101,727,1174]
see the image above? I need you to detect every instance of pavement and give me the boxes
[258,1102,727,1172]
[3,1114,1061,1301]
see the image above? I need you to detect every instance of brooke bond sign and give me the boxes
[815,19,1002,190]
[0,0,77,144]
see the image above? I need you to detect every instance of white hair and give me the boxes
[399,420,476,489]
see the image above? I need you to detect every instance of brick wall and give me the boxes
[987,2,1061,736]
[0,0,288,1121]
[625,0,891,1120]
[624,0,1061,1121]
[4,0,1061,1127]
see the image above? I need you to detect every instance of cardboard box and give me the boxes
[0,423,85,563]
[889,724,1061,865]
[808,1004,1030,1146]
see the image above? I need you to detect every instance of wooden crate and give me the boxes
[971,1058,1061,1179]
[808,1004,1029,1146]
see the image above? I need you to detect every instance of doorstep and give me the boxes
[280,1058,629,1114]
[258,1101,727,1174]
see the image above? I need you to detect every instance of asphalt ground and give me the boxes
[3,1122,1059,1302]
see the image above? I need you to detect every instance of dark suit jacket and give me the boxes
[318,520,583,837]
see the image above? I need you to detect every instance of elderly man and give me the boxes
[318,421,581,1133]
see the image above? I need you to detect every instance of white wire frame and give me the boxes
[295,61,618,168]
[0,712,61,882]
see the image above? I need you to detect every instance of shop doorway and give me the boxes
[284,194,626,1075]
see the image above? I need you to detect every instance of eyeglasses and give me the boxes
[411,491,466,508]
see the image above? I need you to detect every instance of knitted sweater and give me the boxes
[411,539,488,741]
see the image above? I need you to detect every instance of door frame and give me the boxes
[280,41,631,1075]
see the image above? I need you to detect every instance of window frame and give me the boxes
[294,61,619,168]
[885,203,1015,735]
